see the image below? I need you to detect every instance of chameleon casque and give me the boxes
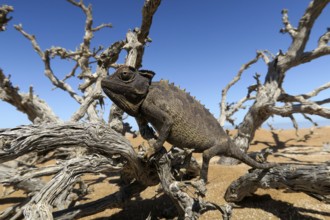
[101,66,275,182]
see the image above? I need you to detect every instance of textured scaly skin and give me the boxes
[101,66,276,182]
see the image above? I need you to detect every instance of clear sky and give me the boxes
[1,0,329,129]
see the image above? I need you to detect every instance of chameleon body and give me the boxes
[101,66,275,182]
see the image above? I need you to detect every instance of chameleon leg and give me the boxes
[201,144,227,183]
[201,148,214,183]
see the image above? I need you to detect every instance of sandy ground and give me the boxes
[1,127,330,219]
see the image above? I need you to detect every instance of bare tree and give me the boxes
[219,0,330,165]
[1,1,330,220]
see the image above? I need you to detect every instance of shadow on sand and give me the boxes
[236,194,330,220]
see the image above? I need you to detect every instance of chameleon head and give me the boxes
[101,65,155,116]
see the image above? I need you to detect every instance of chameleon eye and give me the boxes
[119,71,134,81]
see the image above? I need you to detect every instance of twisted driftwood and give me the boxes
[225,163,330,204]
[0,123,230,219]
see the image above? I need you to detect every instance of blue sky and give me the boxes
[1,0,329,129]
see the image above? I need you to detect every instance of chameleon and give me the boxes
[101,65,276,182]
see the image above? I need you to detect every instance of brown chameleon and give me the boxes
[101,66,275,182]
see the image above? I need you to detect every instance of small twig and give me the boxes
[28,85,33,101]
[318,28,330,47]
[92,23,112,32]
[304,81,330,99]
[280,9,297,37]
[219,52,263,126]
[302,113,318,127]
[288,115,299,137]
[62,63,79,82]
[15,24,83,104]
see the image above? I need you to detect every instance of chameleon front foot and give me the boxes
[191,179,207,197]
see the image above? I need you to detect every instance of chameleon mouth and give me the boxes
[102,87,142,117]
[101,80,147,96]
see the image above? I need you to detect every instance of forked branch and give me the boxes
[14,24,83,104]
[219,52,265,126]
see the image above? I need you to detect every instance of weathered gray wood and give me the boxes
[0,123,146,182]
[0,122,146,220]
[0,163,46,195]
[225,163,330,203]
[0,154,122,220]
[53,181,147,220]
[152,147,231,220]
[0,69,60,123]
[0,123,211,219]
[0,5,13,31]
[219,0,330,165]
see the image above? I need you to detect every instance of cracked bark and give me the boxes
[225,163,330,204]
[0,123,213,219]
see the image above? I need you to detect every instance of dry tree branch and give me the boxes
[48,47,83,59]
[54,170,211,220]
[97,40,125,69]
[270,102,330,119]
[92,23,112,32]
[0,5,13,31]
[225,163,330,204]
[318,27,330,47]
[124,0,161,69]
[0,162,46,197]
[279,87,330,104]
[14,24,84,105]
[302,113,318,126]
[62,63,79,82]
[304,81,330,98]
[219,52,263,126]
[1,154,121,220]
[0,123,144,176]
[0,163,61,189]
[285,0,330,67]
[274,81,330,120]
[70,70,105,122]
[65,0,114,122]
[288,115,299,136]
[138,0,161,42]
[0,122,151,218]
[14,0,114,123]
[280,9,297,37]
[0,69,59,123]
